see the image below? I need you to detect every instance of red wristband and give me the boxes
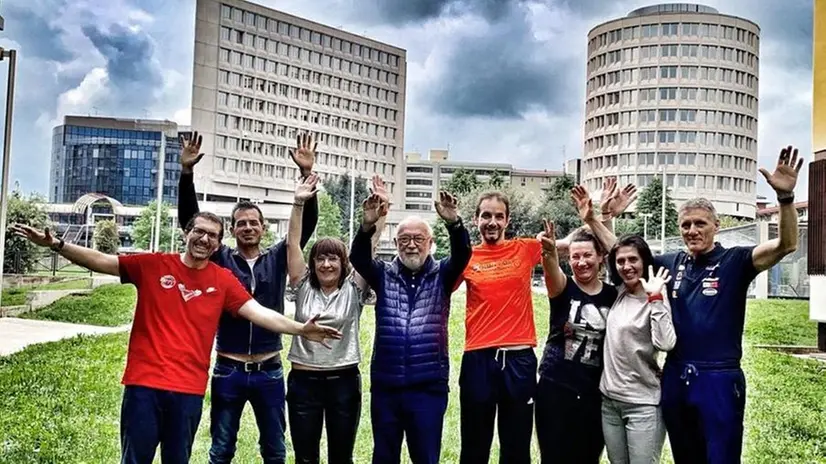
[647,293,663,303]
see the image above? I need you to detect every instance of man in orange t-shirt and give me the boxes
[455,191,541,464]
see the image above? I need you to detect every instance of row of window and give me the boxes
[589,65,757,92]
[588,44,758,73]
[586,109,757,132]
[218,68,400,106]
[217,90,399,124]
[212,155,396,192]
[217,110,397,142]
[586,130,756,151]
[586,152,756,172]
[63,126,163,140]
[63,134,166,147]
[587,173,755,193]
[587,87,757,112]
[215,133,398,161]
[219,4,401,68]
[218,38,401,87]
[589,23,758,52]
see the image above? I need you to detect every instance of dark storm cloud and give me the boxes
[743,0,812,69]
[2,1,73,62]
[81,23,164,106]
[424,4,576,119]
[362,0,520,25]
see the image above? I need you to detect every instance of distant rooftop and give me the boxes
[627,3,719,17]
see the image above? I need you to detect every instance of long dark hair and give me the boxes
[607,234,655,286]
[308,238,350,289]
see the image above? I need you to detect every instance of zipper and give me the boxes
[248,258,257,356]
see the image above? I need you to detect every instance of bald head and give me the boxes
[395,215,433,272]
[396,216,433,239]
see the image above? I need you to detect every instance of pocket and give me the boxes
[262,365,284,381]
[212,363,235,379]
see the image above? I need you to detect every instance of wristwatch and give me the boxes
[50,238,65,252]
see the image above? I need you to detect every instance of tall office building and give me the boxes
[584,4,760,218]
[191,0,407,206]
[49,116,182,206]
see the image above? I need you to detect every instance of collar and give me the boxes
[231,246,262,259]
[685,242,724,266]
[392,255,439,278]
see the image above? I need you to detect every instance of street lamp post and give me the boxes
[641,213,653,241]
[0,48,18,309]
[152,131,166,252]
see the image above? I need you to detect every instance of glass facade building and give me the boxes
[50,117,183,206]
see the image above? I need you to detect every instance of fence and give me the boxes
[5,250,93,276]
[662,222,808,299]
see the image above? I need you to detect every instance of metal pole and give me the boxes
[152,132,166,252]
[0,49,18,308]
[660,165,667,253]
[643,214,649,241]
[348,155,355,245]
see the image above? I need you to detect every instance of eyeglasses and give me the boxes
[397,236,428,246]
[191,227,220,241]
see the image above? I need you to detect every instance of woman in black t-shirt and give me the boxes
[535,220,618,464]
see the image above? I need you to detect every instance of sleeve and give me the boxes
[523,238,542,266]
[649,296,676,352]
[349,224,384,292]
[548,276,573,309]
[440,219,472,295]
[730,246,759,285]
[300,194,319,248]
[290,268,312,301]
[118,253,154,286]
[220,269,254,316]
[177,172,200,230]
[347,271,372,308]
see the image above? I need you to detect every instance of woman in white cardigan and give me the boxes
[600,234,676,464]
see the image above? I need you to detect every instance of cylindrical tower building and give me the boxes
[583,4,760,218]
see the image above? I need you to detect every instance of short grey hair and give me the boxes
[679,198,718,222]
[395,215,434,238]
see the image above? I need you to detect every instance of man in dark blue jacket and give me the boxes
[177,132,318,464]
[350,190,472,464]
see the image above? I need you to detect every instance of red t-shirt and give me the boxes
[458,238,542,352]
[118,253,252,396]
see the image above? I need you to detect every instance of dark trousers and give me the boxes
[120,385,204,464]
[371,387,448,464]
[208,356,287,464]
[534,377,604,464]
[459,347,537,464]
[286,366,362,464]
[661,362,747,464]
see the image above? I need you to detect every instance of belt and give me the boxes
[217,355,282,373]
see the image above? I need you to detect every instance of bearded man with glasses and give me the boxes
[349,190,472,464]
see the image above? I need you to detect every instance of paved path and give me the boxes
[0,318,130,357]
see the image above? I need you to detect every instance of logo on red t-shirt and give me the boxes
[160,275,176,289]
[177,283,203,302]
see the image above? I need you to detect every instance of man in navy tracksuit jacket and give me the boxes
[656,145,803,463]
[349,190,471,464]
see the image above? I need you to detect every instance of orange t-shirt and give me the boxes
[458,238,542,352]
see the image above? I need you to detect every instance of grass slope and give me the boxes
[19,284,136,327]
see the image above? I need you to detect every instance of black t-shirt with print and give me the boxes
[539,277,619,395]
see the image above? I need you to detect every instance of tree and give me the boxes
[322,175,368,237]
[546,174,576,201]
[444,168,482,196]
[719,215,751,229]
[260,227,276,249]
[634,177,678,240]
[303,192,344,259]
[488,170,506,189]
[3,189,49,274]
[94,220,120,254]
[614,218,643,238]
[534,175,581,239]
[131,200,176,252]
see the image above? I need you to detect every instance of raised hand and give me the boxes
[362,193,383,226]
[370,175,389,217]
[10,224,57,248]
[301,314,343,349]
[538,219,558,260]
[290,132,317,177]
[434,191,459,224]
[600,177,637,219]
[570,185,595,221]
[640,265,672,296]
[179,131,204,172]
[294,173,319,204]
[599,177,619,215]
[758,145,804,196]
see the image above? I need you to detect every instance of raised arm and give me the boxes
[753,145,802,272]
[434,191,471,292]
[349,193,386,291]
[177,131,205,230]
[290,133,320,248]
[599,177,637,232]
[640,265,676,351]
[11,225,119,276]
[538,219,567,298]
[287,174,319,286]
[354,175,390,290]
[238,299,342,348]
[572,185,617,254]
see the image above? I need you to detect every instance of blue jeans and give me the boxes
[371,387,448,464]
[208,356,287,464]
[120,385,204,464]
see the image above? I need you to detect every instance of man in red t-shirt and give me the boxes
[456,181,636,464]
[11,212,341,464]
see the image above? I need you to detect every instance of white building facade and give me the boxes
[583,4,760,218]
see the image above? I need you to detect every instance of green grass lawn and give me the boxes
[1,278,93,307]
[1,293,825,463]
[18,284,136,327]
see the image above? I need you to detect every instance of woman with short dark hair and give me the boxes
[285,173,388,464]
[601,234,676,464]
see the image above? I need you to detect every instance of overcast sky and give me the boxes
[0,0,813,201]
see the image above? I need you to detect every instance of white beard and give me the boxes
[400,254,425,272]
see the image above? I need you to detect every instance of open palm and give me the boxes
[290,132,317,176]
[295,173,319,203]
[179,131,204,171]
[758,145,803,195]
[571,185,595,221]
[434,191,459,224]
[640,265,672,296]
